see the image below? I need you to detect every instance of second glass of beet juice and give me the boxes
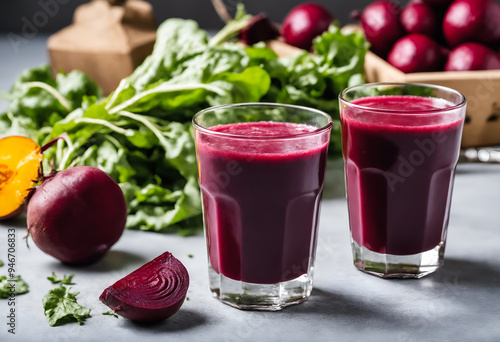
[339,83,467,279]
[193,103,332,310]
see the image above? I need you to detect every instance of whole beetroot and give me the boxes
[281,3,333,50]
[400,1,440,37]
[27,166,127,265]
[443,0,500,47]
[445,42,500,71]
[388,34,444,73]
[359,1,405,58]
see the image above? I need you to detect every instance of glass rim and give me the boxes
[339,82,467,115]
[192,102,333,140]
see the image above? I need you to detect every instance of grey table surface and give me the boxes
[1,36,500,342]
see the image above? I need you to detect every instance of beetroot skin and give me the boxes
[443,0,500,47]
[445,42,500,71]
[360,1,405,58]
[27,166,127,265]
[281,3,333,50]
[400,1,440,37]
[422,0,453,7]
[388,34,444,73]
[99,251,189,322]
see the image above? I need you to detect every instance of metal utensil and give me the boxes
[460,147,500,163]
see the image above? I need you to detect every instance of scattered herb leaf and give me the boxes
[0,275,29,299]
[188,254,194,258]
[42,285,91,326]
[0,259,3,267]
[102,311,118,318]
[47,272,75,285]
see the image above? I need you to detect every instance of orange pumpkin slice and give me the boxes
[0,136,43,220]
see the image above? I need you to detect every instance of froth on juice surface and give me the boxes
[341,95,464,256]
[196,121,329,284]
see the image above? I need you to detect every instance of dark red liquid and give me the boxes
[196,122,329,284]
[342,96,464,255]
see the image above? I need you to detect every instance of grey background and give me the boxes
[0,0,400,33]
[3,0,500,34]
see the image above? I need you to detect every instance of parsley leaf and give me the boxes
[42,285,91,326]
[0,275,29,299]
[47,272,75,285]
[0,259,3,267]
[102,311,118,318]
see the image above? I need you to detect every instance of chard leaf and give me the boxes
[312,23,369,96]
[124,177,202,233]
[208,66,271,105]
[56,71,102,110]
[42,285,91,326]
[1,65,101,131]
[127,19,209,92]
[245,44,279,66]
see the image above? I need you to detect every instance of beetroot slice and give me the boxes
[99,252,189,322]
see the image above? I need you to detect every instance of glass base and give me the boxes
[351,240,445,279]
[208,266,313,311]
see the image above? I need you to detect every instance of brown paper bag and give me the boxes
[48,0,156,94]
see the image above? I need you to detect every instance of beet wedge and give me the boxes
[99,252,189,321]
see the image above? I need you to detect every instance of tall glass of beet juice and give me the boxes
[193,103,332,310]
[339,83,466,279]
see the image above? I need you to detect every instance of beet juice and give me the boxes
[197,122,328,283]
[340,84,466,278]
[194,103,332,310]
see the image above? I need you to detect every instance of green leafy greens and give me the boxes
[42,285,91,326]
[0,15,368,235]
[0,275,29,299]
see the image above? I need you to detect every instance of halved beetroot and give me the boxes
[99,252,189,322]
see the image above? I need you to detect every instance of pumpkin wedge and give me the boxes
[0,136,43,220]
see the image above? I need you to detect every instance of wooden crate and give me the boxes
[266,39,500,147]
[364,51,500,148]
